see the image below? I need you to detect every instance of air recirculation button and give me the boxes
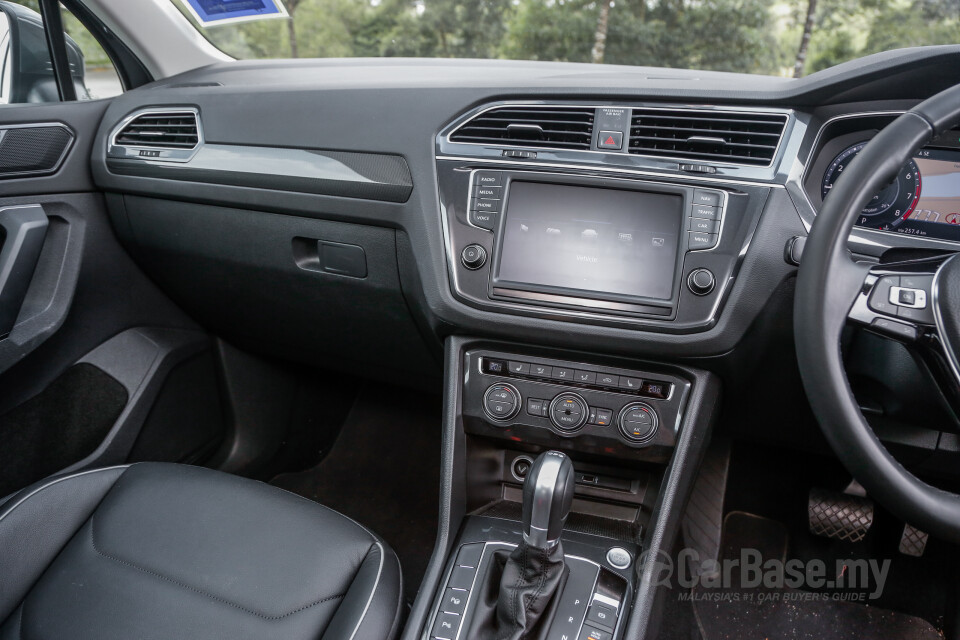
[618,402,659,443]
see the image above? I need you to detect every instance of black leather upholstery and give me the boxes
[0,463,403,640]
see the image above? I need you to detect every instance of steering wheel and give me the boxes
[795,82,960,543]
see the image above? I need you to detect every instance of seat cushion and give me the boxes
[0,463,403,640]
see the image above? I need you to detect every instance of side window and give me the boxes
[0,0,123,105]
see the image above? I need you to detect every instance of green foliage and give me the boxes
[12,0,957,77]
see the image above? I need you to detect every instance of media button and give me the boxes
[475,185,502,199]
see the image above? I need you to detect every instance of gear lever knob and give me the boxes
[521,451,575,550]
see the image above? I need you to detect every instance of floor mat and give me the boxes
[690,512,942,640]
[270,383,442,603]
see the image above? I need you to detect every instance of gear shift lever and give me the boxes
[521,450,576,550]
[495,451,575,639]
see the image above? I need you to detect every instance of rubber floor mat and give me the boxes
[690,512,942,640]
[271,383,442,603]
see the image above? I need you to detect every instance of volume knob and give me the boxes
[687,268,716,296]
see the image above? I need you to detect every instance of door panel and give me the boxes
[0,101,216,496]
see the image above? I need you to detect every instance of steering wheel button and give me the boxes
[868,275,899,315]
[870,317,918,341]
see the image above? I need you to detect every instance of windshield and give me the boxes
[175,0,960,77]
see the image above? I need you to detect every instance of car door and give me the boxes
[0,1,221,498]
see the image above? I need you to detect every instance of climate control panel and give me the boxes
[464,349,691,462]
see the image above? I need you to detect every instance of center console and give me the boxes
[405,337,721,640]
[439,166,763,331]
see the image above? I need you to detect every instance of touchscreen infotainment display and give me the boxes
[496,182,683,301]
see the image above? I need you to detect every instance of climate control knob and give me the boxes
[549,393,589,433]
[483,383,521,422]
[618,402,659,443]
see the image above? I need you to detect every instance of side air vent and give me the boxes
[114,111,200,150]
[450,106,595,150]
[628,109,788,166]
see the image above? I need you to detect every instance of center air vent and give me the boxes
[450,106,594,150]
[114,110,200,150]
[628,109,788,166]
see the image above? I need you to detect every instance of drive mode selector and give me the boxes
[618,402,659,443]
[483,383,521,422]
[549,393,588,433]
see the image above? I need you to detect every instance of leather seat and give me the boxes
[0,463,403,640]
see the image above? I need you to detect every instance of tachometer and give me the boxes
[821,142,922,230]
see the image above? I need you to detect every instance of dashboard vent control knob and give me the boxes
[687,268,716,296]
[483,383,521,422]
[618,402,659,443]
[461,244,487,270]
[548,393,589,433]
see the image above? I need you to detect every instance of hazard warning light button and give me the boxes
[597,130,623,150]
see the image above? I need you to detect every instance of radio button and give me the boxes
[693,189,721,206]
[475,171,503,186]
[690,204,720,220]
[688,232,718,250]
[688,217,720,233]
[469,209,497,230]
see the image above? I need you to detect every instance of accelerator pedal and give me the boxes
[808,483,874,543]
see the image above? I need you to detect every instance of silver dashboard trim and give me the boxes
[787,109,960,253]
[437,155,786,189]
[444,102,793,169]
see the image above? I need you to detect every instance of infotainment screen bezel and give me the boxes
[481,172,721,318]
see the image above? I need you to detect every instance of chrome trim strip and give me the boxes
[932,257,960,387]
[445,102,793,169]
[438,155,786,189]
[107,106,203,164]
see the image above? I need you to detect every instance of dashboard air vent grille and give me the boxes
[628,109,787,166]
[450,106,595,150]
[115,111,200,149]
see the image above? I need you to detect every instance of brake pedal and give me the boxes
[808,487,874,542]
[899,524,928,557]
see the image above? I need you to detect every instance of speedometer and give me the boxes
[821,142,922,231]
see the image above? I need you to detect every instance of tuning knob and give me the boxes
[687,268,716,296]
